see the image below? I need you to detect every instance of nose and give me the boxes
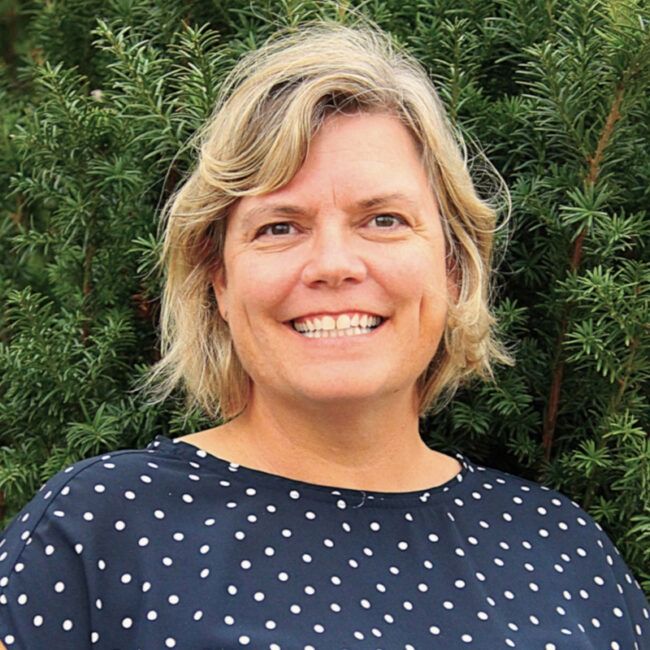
[301,223,367,288]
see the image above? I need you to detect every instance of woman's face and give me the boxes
[213,112,453,411]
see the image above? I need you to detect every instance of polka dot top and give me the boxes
[0,436,648,649]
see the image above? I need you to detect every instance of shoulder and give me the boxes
[0,439,187,575]
[461,460,614,551]
[462,459,649,604]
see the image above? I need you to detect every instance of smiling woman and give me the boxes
[0,21,648,650]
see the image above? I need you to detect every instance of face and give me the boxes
[213,112,454,411]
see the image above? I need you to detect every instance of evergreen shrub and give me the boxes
[0,0,648,594]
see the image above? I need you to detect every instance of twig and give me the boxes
[541,82,626,461]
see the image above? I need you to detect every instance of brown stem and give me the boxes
[542,343,565,459]
[586,83,625,185]
[1,5,18,78]
[541,82,626,461]
[82,242,96,343]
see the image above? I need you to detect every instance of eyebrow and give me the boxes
[238,191,420,229]
[354,192,420,212]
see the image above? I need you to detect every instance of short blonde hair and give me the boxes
[151,22,510,419]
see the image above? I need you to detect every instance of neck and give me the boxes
[187,388,460,492]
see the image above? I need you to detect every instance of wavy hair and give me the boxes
[149,22,511,418]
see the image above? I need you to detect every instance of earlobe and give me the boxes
[446,255,461,303]
[211,266,229,322]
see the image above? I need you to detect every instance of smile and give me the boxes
[292,313,384,338]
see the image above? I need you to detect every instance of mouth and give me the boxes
[291,312,385,338]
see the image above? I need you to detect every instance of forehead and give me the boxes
[232,112,433,221]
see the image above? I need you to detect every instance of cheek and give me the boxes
[228,260,297,320]
[382,245,449,303]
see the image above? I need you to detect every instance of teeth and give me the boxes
[336,314,351,329]
[321,315,335,330]
[293,313,383,338]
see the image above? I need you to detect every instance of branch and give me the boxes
[541,82,626,461]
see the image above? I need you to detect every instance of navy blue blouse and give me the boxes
[1,436,648,649]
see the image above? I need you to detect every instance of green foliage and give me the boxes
[0,0,648,596]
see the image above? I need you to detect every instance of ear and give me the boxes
[446,253,460,303]
[211,265,229,322]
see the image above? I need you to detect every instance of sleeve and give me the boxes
[0,461,98,649]
[591,520,650,648]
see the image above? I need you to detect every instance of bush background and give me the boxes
[0,0,648,595]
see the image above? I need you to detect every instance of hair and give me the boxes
[149,21,511,419]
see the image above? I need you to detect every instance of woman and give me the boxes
[0,23,648,650]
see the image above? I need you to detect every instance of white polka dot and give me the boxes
[62,619,73,631]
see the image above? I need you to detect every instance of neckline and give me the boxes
[151,435,473,507]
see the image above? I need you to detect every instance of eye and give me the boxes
[368,214,407,229]
[255,222,297,237]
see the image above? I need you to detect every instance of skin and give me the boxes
[184,112,461,491]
